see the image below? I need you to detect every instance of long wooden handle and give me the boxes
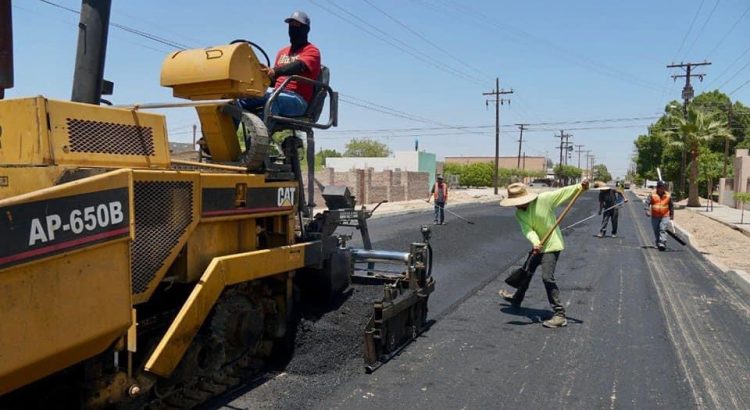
[538,187,585,248]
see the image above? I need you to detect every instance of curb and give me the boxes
[726,270,750,296]
[671,221,692,245]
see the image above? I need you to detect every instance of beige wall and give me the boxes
[303,168,430,206]
[719,149,750,210]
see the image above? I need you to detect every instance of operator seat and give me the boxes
[267,65,332,135]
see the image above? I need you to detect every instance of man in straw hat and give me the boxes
[593,181,628,238]
[498,179,589,328]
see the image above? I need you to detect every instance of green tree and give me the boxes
[343,138,392,157]
[316,148,341,169]
[553,164,582,185]
[734,192,750,224]
[665,107,733,207]
[633,132,666,180]
[460,163,494,187]
[445,163,553,187]
[696,149,723,199]
[592,164,612,182]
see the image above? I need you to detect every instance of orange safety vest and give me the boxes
[433,182,448,201]
[650,192,671,218]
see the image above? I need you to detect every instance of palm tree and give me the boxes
[666,107,733,207]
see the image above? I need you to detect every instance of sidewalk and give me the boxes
[686,202,750,237]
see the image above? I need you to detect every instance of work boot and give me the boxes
[542,313,567,328]
[498,289,521,308]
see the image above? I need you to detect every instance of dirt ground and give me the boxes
[673,209,750,273]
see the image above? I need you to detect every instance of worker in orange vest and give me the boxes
[645,180,674,251]
[427,175,448,225]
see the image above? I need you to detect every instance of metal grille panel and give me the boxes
[66,118,156,156]
[131,181,194,295]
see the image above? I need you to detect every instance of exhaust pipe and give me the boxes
[351,249,410,263]
[71,0,111,104]
[0,0,13,99]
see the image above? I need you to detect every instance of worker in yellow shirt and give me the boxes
[498,179,589,328]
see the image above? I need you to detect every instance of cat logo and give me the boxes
[277,187,296,207]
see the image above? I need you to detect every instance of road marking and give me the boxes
[609,377,618,410]
[617,265,624,325]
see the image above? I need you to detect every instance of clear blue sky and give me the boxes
[7,0,750,178]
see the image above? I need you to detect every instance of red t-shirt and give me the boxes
[274,43,321,103]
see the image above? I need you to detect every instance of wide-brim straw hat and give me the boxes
[592,181,612,190]
[500,182,538,206]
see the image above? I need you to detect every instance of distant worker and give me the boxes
[240,11,321,117]
[594,181,628,238]
[645,180,674,251]
[498,179,589,328]
[427,175,448,225]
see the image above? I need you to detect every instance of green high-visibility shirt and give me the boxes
[515,183,584,253]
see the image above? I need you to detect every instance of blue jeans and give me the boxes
[239,88,308,117]
[651,216,669,247]
[434,201,445,223]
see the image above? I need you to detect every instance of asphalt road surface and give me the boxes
[221,191,750,409]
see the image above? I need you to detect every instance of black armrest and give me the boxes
[263,75,338,130]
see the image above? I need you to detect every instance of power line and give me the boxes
[682,0,721,58]
[360,0,487,77]
[323,115,663,134]
[716,59,750,91]
[39,0,194,49]
[673,0,706,60]
[728,78,750,96]
[308,0,486,86]
[706,3,750,58]
[708,43,750,85]
[423,0,667,93]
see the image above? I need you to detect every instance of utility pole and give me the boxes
[0,0,13,100]
[667,61,711,198]
[515,123,528,168]
[724,103,732,178]
[589,155,596,179]
[192,124,197,147]
[71,0,113,104]
[584,151,591,178]
[483,78,513,194]
[554,130,572,183]
[575,144,585,169]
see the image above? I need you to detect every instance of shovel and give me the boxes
[505,187,585,288]
[667,220,687,245]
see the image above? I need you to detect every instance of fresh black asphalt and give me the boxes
[222,191,750,409]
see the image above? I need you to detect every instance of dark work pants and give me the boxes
[599,209,619,235]
[434,201,445,223]
[512,251,565,315]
